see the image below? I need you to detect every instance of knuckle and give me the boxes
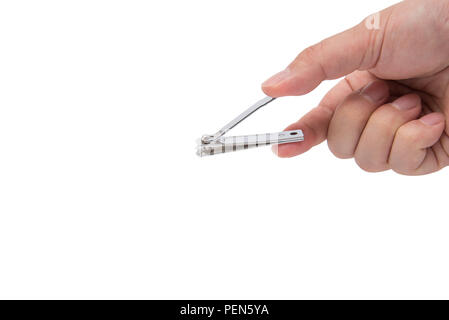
[333,151,353,160]
[295,46,317,69]
[327,141,353,159]
[299,42,327,78]
[397,127,420,145]
[372,103,397,117]
[375,102,420,122]
[334,97,362,117]
[389,155,422,175]
[391,167,417,176]
[355,156,386,173]
[361,24,383,68]
[340,92,380,114]
[370,112,393,131]
[302,43,321,61]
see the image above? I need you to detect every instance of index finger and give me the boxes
[274,71,376,157]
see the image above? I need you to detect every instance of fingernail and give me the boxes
[262,69,292,87]
[392,94,420,110]
[360,81,388,103]
[420,113,443,126]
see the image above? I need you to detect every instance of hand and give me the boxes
[262,0,449,175]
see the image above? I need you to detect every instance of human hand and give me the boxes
[262,0,449,175]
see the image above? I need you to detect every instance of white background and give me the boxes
[0,0,448,299]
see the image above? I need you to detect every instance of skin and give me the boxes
[262,0,449,175]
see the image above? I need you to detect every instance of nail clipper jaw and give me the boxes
[201,135,214,145]
[196,138,218,157]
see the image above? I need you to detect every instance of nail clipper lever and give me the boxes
[197,96,304,157]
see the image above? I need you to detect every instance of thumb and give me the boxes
[262,10,388,97]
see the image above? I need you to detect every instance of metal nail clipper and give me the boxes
[197,96,304,157]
